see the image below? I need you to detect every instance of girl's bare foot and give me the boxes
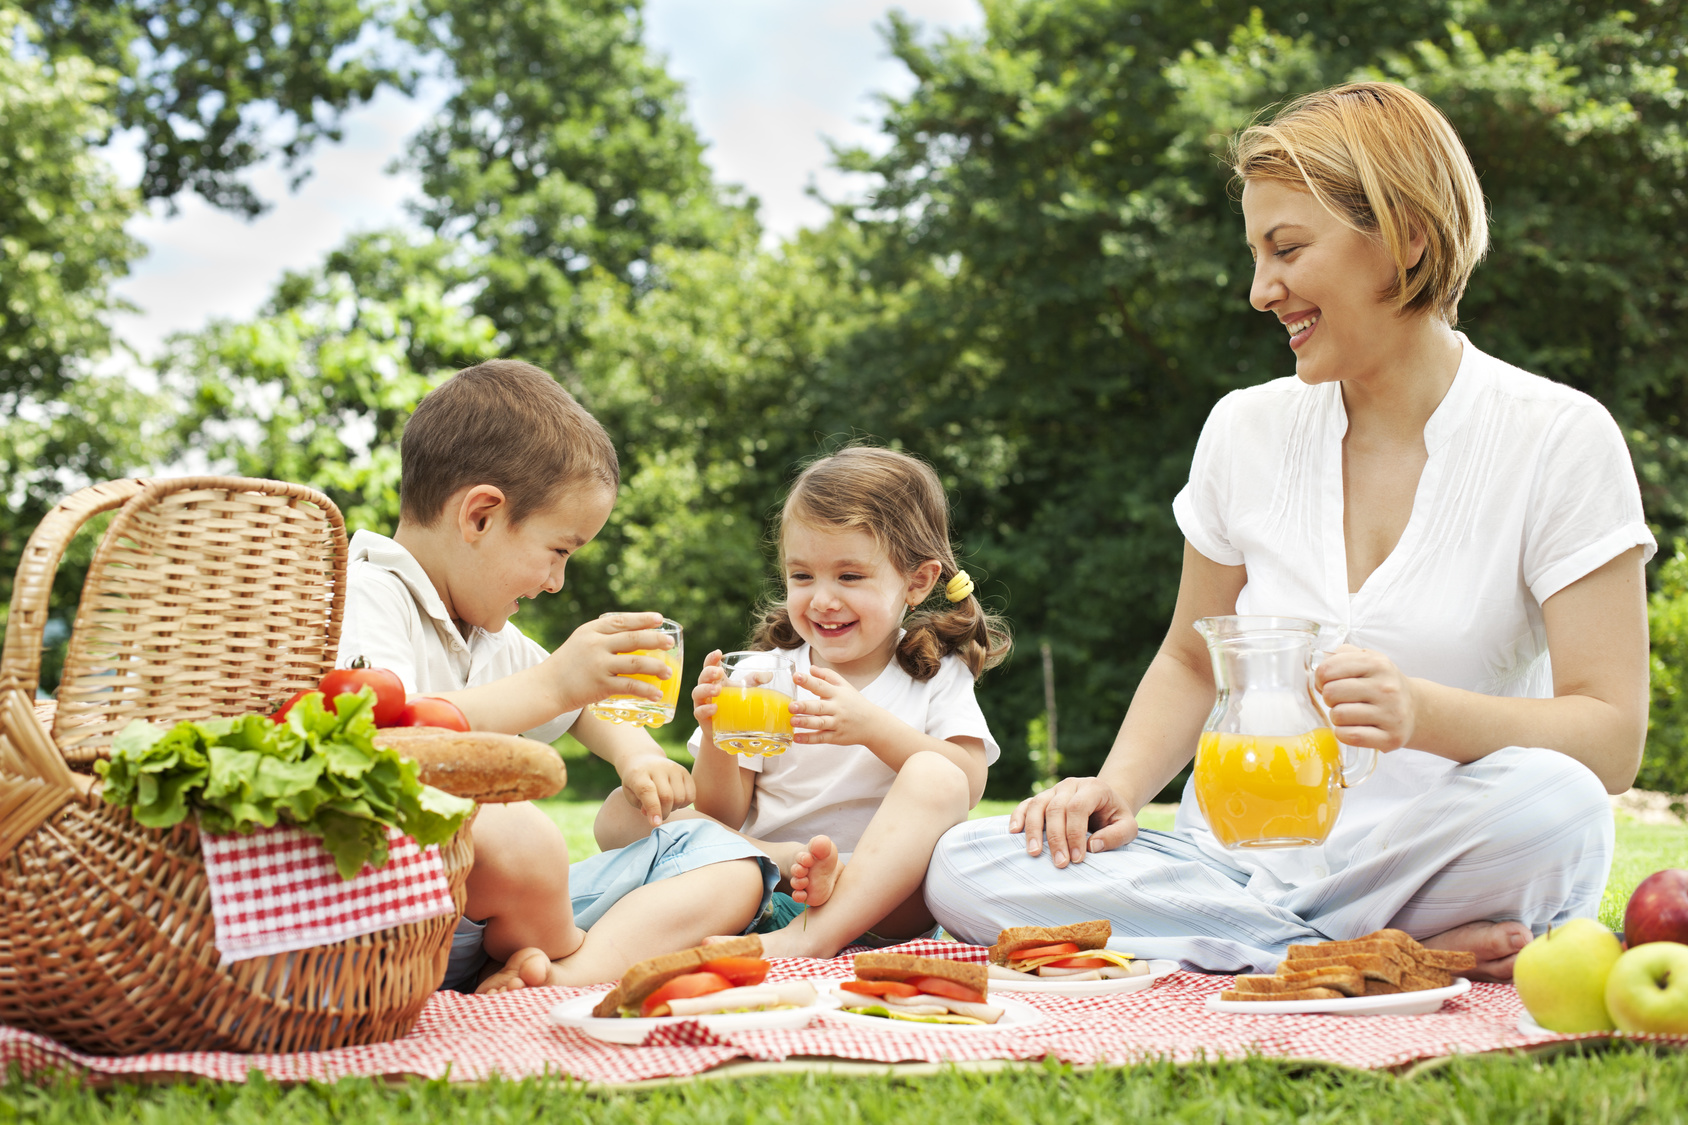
[1424,919,1532,982]
[789,835,843,907]
[475,946,556,993]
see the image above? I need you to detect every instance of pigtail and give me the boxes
[748,603,805,653]
[896,570,1013,682]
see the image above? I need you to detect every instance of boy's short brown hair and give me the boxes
[399,359,619,527]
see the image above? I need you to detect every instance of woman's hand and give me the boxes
[1008,777,1141,867]
[1316,643,1417,751]
[789,667,887,747]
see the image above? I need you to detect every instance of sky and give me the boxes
[106,1,983,362]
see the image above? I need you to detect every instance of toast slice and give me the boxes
[1416,948,1477,972]
[1279,953,1407,987]
[1399,968,1455,991]
[1284,939,1418,968]
[988,921,1111,966]
[1220,987,1345,1003]
[854,951,988,997]
[1232,966,1365,997]
[1363,979,1403,996]
[591,934,763,1018]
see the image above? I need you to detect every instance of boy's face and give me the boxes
[458,484,615,632]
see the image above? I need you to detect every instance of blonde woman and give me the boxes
[926,83,1653,981]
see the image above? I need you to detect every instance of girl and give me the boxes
[597,445,1012,959]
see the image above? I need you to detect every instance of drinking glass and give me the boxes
[588,617,683,727]
[711,650,796,756]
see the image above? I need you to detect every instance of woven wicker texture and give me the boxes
[0,478,475,1055]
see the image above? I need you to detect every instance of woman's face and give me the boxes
[1242,178,1410,386]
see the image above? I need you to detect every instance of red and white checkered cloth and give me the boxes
[200,822,456,962]
[3,940,1685,1084]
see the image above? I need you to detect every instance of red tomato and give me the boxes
[907,976,987,1004]
[840,980,920,998]
[319,657,407,726]
[1044,957,1111,969]
[270,690,312,723]
[698,956,769,987]
[640,971,731,1017]
[394,697,471,732]
[1011,942,1080,961]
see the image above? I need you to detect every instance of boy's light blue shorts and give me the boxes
[441,818,779,992]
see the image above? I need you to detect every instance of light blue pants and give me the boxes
[926,746,1613,974]
[442,818,779,991]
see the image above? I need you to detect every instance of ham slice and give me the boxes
[663,980,817,1017]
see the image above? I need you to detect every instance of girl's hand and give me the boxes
[691,650,725,737]
[789,667,887,748]
[1009,777,1140,867]
[1315,643,1416,751]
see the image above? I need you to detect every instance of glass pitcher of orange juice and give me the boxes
[1192,616,1376,849]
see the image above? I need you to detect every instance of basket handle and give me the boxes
[0,479,149,698]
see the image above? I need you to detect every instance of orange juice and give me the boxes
[590,646,684,727]
[713,684,794,756]
[1193,728,1342,848]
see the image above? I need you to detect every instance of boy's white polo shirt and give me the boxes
[338,529,579,744]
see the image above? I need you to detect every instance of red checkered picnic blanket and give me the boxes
[200,823,456,962]
[6,940,1685,1083]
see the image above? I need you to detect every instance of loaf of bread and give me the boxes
[373,727,566,804]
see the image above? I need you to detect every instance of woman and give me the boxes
[926,82,1653,981]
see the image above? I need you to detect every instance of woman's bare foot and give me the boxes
[1424,919,1532,982]
[789,835,843,907]
[475,946,556,994]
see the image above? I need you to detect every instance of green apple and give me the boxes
[1604,942,1688,1035]
[1513,918,1622,1032]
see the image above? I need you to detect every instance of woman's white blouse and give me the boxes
[1169,336,1655,886]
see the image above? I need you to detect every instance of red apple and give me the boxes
[1624,869,1688,948]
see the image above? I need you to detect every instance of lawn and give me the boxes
[5,805,1684,1121]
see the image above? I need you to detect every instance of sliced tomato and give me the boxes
[319,657,408,726]
[1010,942,1081,961]
[1044,956,1111,969]
[393,696,472,732]
[840,980,921,998]
[908,975,987,1004]
[639,971,731,1018]
[699,956,769,987]
[271,689,313,723]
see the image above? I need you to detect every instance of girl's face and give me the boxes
[1242,177,1416,386]
[782,520,939,681]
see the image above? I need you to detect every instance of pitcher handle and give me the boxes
[1308,650,1377,789]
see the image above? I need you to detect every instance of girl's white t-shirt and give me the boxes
[686,642,1000,854]
[1169,335,1655,887]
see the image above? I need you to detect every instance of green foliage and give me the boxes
[1644,543,1688,796]
[21,0,404,215]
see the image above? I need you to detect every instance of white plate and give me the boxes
[987,958,1179,996]
[550,990,835,1045]
[820,985,1046,1033]
[1203,975,1471,1016]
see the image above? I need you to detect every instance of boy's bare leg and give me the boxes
[467,801,585,962]
[757,751,969,960]
[478,858,767,992]
[594,788,811,886]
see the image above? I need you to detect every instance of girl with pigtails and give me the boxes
[593,445,1012,959]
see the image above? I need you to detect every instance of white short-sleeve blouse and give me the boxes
[1168,336,1655,885]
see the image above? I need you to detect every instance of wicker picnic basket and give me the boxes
[0,477,478,1055]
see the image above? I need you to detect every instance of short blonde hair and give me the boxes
[1232,82,1488,323]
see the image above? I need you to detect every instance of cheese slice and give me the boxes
[1010,947,1138,973]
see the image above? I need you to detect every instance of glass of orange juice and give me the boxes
[588,617,683,727]
[711,651,796,756]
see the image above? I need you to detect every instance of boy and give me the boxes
[339,359,774,992]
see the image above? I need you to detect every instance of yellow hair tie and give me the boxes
[944,570,975,603]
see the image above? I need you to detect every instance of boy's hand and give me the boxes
[546,612,675,714]
[691,649,726,744]
[618,755,696,826]
[789,667,888,748]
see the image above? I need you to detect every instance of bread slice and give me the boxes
[1363,979,1403,996]
[1220,987,1344,1003]
[591,935,763,1018]
[1399,968,1454,992]
[1416,948,1477,972]
[854,952,988,997]
[1284,938,1418,967]
[1279,953,1406,987]
[989,921,1111,965]
[1232,966,1365,997]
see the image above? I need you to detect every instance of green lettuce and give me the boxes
[97,688,475,879]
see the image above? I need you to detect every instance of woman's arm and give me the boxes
[1013,542,1246,865]
[1327,546,1648,792]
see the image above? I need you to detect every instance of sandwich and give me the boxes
[590,935,818,1018]
[838,952,1004,1025]
[988,921,1147,981]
